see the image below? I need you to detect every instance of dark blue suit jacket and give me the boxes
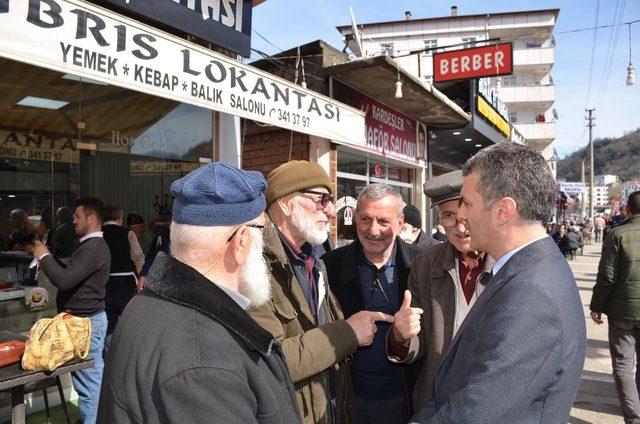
[411,236,586,424]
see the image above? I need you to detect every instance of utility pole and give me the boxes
[581,160,586,218]
[586,108,596,219]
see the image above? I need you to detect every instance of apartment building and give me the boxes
[585,184,610,208]
[337,7,559,161]
[622,180,640,204]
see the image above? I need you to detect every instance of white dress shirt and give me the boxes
[492,234,550,276]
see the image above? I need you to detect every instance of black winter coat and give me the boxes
[321,237,423,415]
[98,253,301,424]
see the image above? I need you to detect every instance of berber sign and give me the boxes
[433,42,513,83]
[0,0,365,146]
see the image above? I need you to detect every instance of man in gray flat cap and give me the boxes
[386,170,493,411]
[98,163,300,423]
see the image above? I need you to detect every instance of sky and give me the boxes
[249,0,640,158]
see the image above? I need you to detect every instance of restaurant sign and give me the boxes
[0,0,365,146]
[0,130,80,164]
[93,0,253,57]
[433,42,513,83]
[476,78,510,138]
[351,90,419,164]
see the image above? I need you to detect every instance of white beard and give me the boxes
[291,201,328,245]
[239,231,271,307]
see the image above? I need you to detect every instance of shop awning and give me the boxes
[325,55,470,126]
[0,0,365,147]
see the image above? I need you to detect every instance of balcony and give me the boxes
[513,48,554,72]
[499,84,555,105]
[515,121,555,142]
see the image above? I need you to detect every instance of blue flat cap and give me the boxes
[171,163,267,226]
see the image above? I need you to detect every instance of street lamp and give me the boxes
[627,23,635,86]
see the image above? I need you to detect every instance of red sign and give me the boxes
[351,91,418,164]
[433,43,513,83]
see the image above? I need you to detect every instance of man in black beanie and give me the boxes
[400,205,439,249]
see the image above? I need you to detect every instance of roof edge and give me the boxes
[336,8,561,31]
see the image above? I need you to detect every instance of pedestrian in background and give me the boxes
[590,191,640,424]
[399,204,439,249]
[31,197,110,424]
[594,214,606,243]
[102,205,145,352]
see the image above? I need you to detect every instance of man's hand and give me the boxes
[590,311,604,325]
[392,290,424,344]
[137,276,146,292]
[31,241,51,261]
[346,310,394,346]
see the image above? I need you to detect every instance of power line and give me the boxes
[556,18,640,34]
[595,0,627,110]
[252,29,285,52]
[593,0,622,107]
[585,0,601,108]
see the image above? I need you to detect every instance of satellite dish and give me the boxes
[349,7,364,57]
[552,109,559,120]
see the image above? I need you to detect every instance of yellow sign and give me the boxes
[477,95,511,138]
[129,160,200,174]
[0,131,80,164]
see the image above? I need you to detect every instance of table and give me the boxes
[0,359,94,424]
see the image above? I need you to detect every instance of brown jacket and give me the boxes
[388,240,494,409]
[248,222,358,424]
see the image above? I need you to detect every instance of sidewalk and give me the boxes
[569,241,624,424]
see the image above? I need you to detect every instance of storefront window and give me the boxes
[387,165,413,183]
[337,150,367,176]
[0,58,212,332]
[369,160,386,179]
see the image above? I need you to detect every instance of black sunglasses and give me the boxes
[299,189,333,208]
[226,224,265,242]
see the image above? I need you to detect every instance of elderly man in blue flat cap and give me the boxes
[97,163,301,424]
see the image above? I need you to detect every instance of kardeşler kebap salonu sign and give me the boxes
[0,0,366,146]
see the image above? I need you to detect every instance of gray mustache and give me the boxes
[451,228,469,237]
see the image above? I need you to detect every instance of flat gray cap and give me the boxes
[424,170,463,208]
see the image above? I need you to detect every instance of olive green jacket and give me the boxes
[591,215,640,319]
[248,221,358,424]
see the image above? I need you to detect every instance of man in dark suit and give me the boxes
[323,183,422,424]
[411,143,586,423]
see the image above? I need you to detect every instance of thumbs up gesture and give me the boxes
[392,290,423,344]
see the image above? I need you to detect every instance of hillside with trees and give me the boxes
[556,129,640,182]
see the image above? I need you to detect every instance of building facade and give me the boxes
[622,180,640,204]
[337,7,559,162]
[246,41,471,245]
[583,184,610,208]
[0,1,365,419]
[595,174,620,186]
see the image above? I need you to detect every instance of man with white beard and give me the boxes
[98,163,301,423]
[249,160,393,424]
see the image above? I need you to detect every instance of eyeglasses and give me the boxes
[226,224,265,242]
[299,189,333,208]
[438,211,458,226]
